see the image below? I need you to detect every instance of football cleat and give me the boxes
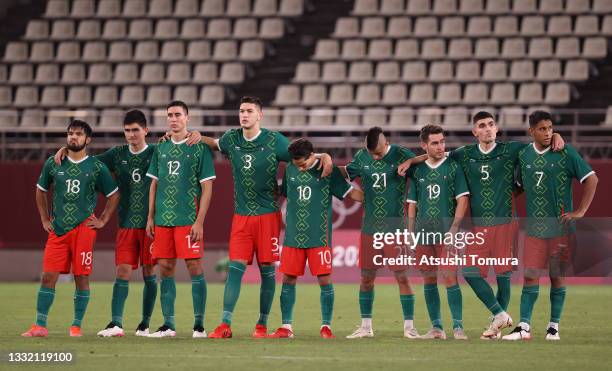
[148,325,176,338]
[421,327,447,340]
[453,328,468,340]
[502,325,532,341]
[21,324,48,337]
[252,324,268,338]
[208,323,232,339]
[404,327,421,339]
[545,327,560,341]
[192,325,207,338]
[69,326,82,337]
[97,322,124,337]
[268,327,294,338]
[482,312,513,338]
[346,326,374,339]
[134,322,149,337]
[320,325,335,339]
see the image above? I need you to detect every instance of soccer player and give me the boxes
[22,120,119,337]
[406,124,470,340]
[340,127,421,339]
[201,96,332,338]
[268,139,363,339]
[145,101,215,338]
[503,111,598,341]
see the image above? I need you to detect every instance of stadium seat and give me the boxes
[308,107,335,126]
[394,39,419,60]
[536,60,561,81]
[293,62,319,83]
[352,0,378,16]
[227,0,251,17]
[443,107,469,126]
[149,0,173,17]
[133,41,159,62]
[517,83,543,104]
[548,16,572,36]
[199,86,224,107]
[161,41,186,61]
[9,64,33,84]
[441,17,465,37]
[348,61,373,82]
[166,63,191,83]
[97,0,121,17]
[490,83,515,104]
[128,19,153,39]
[512,0,537,14]
[363,107,388,126]
[102,20,127,39]
[45,0,69,18]
[486,0,509,14]
[24,20,49,40]
[46,109,71,127]
[583,37,607,59]
[455,61,480,82]
[201,0,225,16]
[263,108,281,126]
[77,20,101,40]
[566,0,590,14]
[407,0,431,15]
[501,38,526,59]
[575,16,599,36]
[253,0,277,16]
[62,64,86,84]
[0,109,18,127]
[233,19,258,39]
[433,0,457,15]
[282,107,307,126]
[402,61,427,82]
[539,0,562,14]
[146,86,171,106]
[313,40,340,60]
[368,39,392,60]
[219,62,245,84]
[342,39,366,60]
[375,61,400,82]
[556,37,580,59]
[355,84,381,106]
[19,109,45,127]
[380,0,405,15]
[35,64,60,84]
[0,65,7,82]
[545,83,570,105]
[564,60,589,82]
[193,62,218,83]
[448,39,472,60]
[602,15,612,35]
[67,86,92,106]
[208,19,231,39]
[494,16,518,36]
[483,61,507,82]
[94,86,119,107]
[475,38,499,60]
[429,61,453,82]
[387,17,412,38]
[499,106,524,127]
[239,40,264,61]
[181,19,206,39]
[186,41,212,61]
[141,63,166,83]
[30,42,54,62]
[335,107,361,126]
[409,84,434,105]
[333,17,358,38]
[389,107,415,126]
[463,83,489,104]
[82,42,107,62]
[175,0,199,16]
[99,109,125,127]
[173,86,198,104]
[260,18,284,39]
[414,17,438,38]
[302,84,327,106]
[0,87,12,107]
[274,84,300,106]
[40,86,65,107]
[421,39,445,60]
[416,106,442,126]
[460,0,483,14]
[604,106,612,125]
[87,63,113,84]
[4,42,28,62]
[56,41,80,62]
[123,0,147,17]
[382,83,407,105]
[71,0,94,17]
[361,17,385,38]
[279,0,303,17]
[467,16,492,37]
[155,19,179,39]
[593,0,612,13]
[108,41,133,62]
[436,83,461,104]
[50,20,75,40]
[120,86,145,107]
[321,62,346,83]
[509,60,534,82]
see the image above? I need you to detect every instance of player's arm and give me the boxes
[35,188,53,233]
[203,136,220,151]
[338,166,349,179]
[551,133,565,152]
[450,195,469,233]
[407,202,416,234]
[562,173,598,222]
[146,179,157,238]
[191,179,213,241]
[87,191,120,229]
[397,154,427,176]
[53,146,67,165]
[314,153,333,178]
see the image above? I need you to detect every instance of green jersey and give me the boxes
[146,138,216,227]
[281,163,352,248]
[97,144,155,229]
[37,155,118,236]
[407,158,469,243]
[450,141,525,226]
[346,144,415,235]
[218,128,290,216]
[518,143,594,238]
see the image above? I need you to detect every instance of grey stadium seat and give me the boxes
[193,62,218,83]
[35,64,60,84]
[199,86,225,107]
[293,62,319,83]
[348,61,373,82]
[321,62,347,83]
[141,63,166,84]
[302,84,327,106]
[87,63,113,84]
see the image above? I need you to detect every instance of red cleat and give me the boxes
[268,327,294,338]
[208,323,232,339]
[21,324,48,337]
[320,325,335,339]
[252,324,268,338]
[69,326,82,337]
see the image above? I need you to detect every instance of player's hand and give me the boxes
[186,131,202,146]
[551,133,565,152]
[146,218,155,239]
[159,131,171,143]
[41,219,53,233]
[561,210,584,224]
[86,216,106,229]
[397,159,411,176]
[190,223,203,242]
[53,147,67,165]
[318,153,333,178]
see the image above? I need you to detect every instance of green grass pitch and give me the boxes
[2,283,611,370]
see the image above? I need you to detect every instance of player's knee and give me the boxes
[283,275,297,285]
[41,272,58,288]
[185,259,203,276]
[142,265,155,277]
[421,272,437,285]
[116,265,132,280]
[74,275,90,290]
[550,276,564,288]
[524,269,540,284]
[317,274,332,286]
[440,273,457,287]
[394,272,409,286]
[360,280,375,292]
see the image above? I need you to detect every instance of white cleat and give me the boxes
[346,326,374,339]
[148,325,176,338]
[482,312,513,338]
[97,324,125,337]
[545,327,560,341]
[453,328,468,340]
[422,327,447,340]
[193,326,207,338]
[135,323,150,337]
[404,327,421,339]
[502,325,532,341]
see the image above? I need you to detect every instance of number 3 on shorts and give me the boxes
[271,237,280,252]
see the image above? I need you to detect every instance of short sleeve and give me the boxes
[96,147,116,172]
[146,147,159,180]
[566,145,594,183]
[345,157,361,181]
[454,163,470,198]
[330,166,352,200]
[217,130,231,155]
[506,141,528,159]
[198,145,216,182]
[36,157,54,192]
[275,132,291,163]
[399,146,416,161]
[448,146,464,161]
[96,162,119,197]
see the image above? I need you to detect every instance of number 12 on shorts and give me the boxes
[185,235,200,250]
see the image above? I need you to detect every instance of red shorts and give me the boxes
[359,233,410,272]
[416,244,460,272]
[228,212,281,265]
[153,225,203,260]
[523,234,574,270]
[43,217,97,275]
[280,246,332,277]
[116,228,156,269]
[465,222,518,275]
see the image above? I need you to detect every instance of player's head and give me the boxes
[166,100,189,133]
[66,120,92,152]
[471,111,498,145]
[366,126,389,160]
[239,96,263,130]
[528,110,554,147]
[288,138,315,171]
[420,124,445,160]
[123,109,148,146]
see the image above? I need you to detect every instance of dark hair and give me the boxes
[167,100,189,115]
[123,109,147,128]
[288,138,314,160]
[240,96,263,110]
[420,124,444,143]
[366,126,384,151]
[528,110,553,127]
[472,111,494,125]
[67,119,93,137]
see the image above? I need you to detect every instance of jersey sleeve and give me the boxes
[506,141,528,158]
[36,157,54,192]
[448,146,463,161]
[146,146,159,180]
[279,169,288,197]
[406,176,417,204]
[95,147,116,172]
[275,132,291,163]
[454,163,470,198]
[96,162,119,197]
[198,145,216,182]
[330,166,352,200]
[566,145,595,183]
[399,146,416,161]
[345,155,361,181]
[217,130,231,155]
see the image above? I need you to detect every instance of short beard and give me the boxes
[67,142,86,152]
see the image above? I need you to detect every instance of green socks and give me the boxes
[399,294,415,320]
[35,286,55,327]
[111,278,129,327]
[519,284,540,325]
[258,265,276,326]
[550,286,566,323]
[320,284,334,326]
[141,275,157,327]
[359,290,374,318]
[191,274,207,328]
[72,289,90,327]
[160,276,176,330]
[463,267,502,316]
[221,261,246,325]
[280,283,296,325]
[424,284,442,329]
[446,285,463,329]
[496,272,512,311]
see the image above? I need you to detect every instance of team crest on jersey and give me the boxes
[527,165,532,168]
[364,165,369,169]
[122,160,128,164]
[161,154,167,158]
[470,159,476,162]
[58,171,64,175]
[419,178,424,182]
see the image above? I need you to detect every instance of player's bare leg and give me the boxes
[69,275,91,337]
[395,270,420,339]
[269,274,297,339]
[209,258,249,339]
[503,270,540,341]
[185,258,207,338]
[149,258,177,337]
[135,264,157,336]
[317,274,335,339]
[22,272,59,337]
[347,269,376,339]
[98,264,132,337]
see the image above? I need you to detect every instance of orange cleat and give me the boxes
[268,327,294,338]
[320,325,335,339]
[69,326,82,337]
[21,324,48,337]
[252,324,268,338]
[208,323,232,339]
